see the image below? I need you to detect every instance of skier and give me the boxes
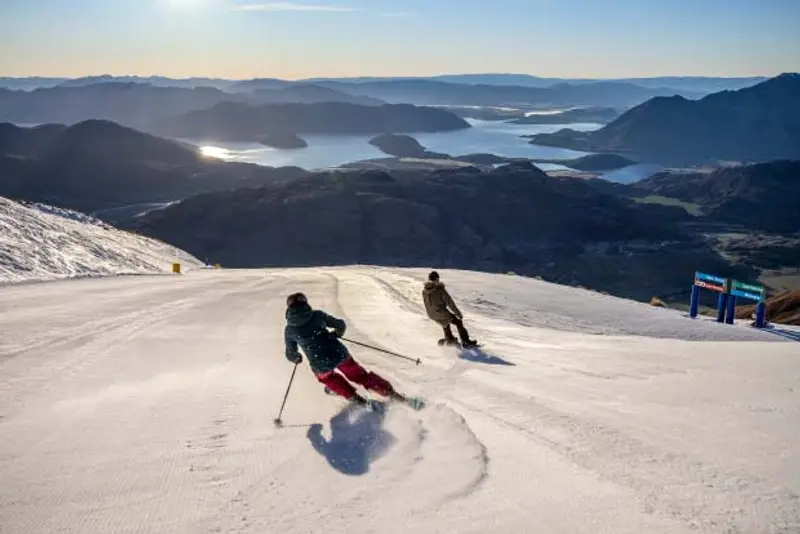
[422,271,478,348]
[284,292,423,410]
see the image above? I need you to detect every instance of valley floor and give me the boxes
[1,267,798,533]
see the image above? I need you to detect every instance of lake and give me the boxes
[183,119,604,172]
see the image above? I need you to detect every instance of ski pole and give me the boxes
[273,362,299,428]
[341,337,421,366]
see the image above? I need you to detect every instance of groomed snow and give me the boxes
[0,196,203,283]
[1,266,798,533]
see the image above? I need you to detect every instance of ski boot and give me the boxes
[437,337,462,348]
[351,393,386,413]
[389,391,426,411]
[461,339,480,349]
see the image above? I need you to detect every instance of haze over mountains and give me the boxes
[0,73,773,132]
[0,73,768,94]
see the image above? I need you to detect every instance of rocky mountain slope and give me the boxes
[631,160,800,233]
[528,73,800,165]
[127,163,740,301]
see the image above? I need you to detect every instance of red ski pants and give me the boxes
[315,356,394,399]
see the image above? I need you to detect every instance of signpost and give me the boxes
[689,271,767,328]
[726,279,767,328]
[689,271,728,323]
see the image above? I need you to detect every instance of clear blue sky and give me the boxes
[1,0,798,79]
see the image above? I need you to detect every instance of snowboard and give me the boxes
[437,338,481,350]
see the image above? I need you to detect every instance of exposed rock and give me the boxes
[736,290,800,326]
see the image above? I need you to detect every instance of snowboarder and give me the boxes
[284,292,423,410]
[421,271,478,348]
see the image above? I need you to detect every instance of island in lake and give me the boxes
[260,132,308,149]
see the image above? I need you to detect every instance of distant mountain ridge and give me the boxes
[0,83,241,130]
[248,79,700,108]
[528,73,800,165]
[153,101,470,142]
[1,74,767,95]
[0,82,388,130]
[253,84,385,106]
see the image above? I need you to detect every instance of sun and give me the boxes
[166,0,210,8]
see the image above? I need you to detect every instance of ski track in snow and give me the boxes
[0,266,799,533]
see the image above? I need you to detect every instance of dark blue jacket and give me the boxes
[284,302,349,374]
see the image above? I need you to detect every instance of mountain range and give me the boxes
[0,73,767,95]
[0,120,304,215]
[529,73,800,165]
[0,82,386,131]
[153,101,469,142]
[1,110,797,304]
[126,163,687,285]
[251,79,699,108]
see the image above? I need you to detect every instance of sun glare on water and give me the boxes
[200,146,232,160]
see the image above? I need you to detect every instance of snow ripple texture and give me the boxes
[0,196,203,283]
[1,254,799,531]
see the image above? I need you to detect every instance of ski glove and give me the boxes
[288,352,302,364]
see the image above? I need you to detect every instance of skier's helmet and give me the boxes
[286,292,308,307]
[428,271,440,281]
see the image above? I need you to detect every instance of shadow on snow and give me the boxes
[459,348,516,366]
[762,325,800,343]
[306,402,396,476]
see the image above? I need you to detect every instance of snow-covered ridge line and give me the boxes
[0,196,203,283]
[19,200,108,227]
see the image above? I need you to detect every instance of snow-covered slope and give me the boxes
[0,196,203,283]
[1,267,798,533]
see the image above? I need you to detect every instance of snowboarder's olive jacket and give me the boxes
[284,302,348,374]
[422,280,462,324]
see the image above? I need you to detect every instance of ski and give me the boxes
[323,387,424,411]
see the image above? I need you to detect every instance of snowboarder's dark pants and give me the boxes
[315,355,394,400]
[442,314,471,343]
